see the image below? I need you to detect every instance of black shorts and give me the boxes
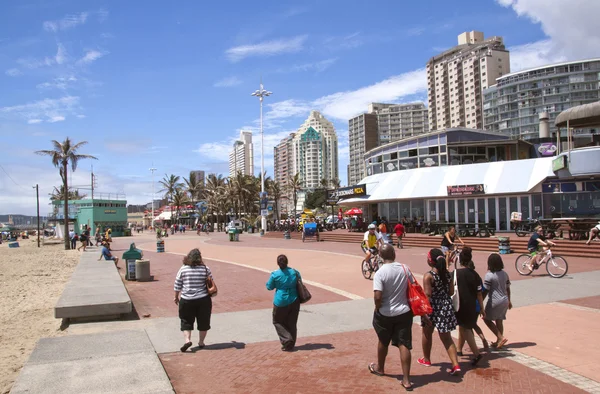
[179,296,212,331]
[373,310,413,349]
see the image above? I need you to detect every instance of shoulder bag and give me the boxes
[204,266,218,297]
[294,269,312,304]
[451,270,460,312]
[402,265,432,316]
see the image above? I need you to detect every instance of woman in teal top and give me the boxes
[266,254,301,351]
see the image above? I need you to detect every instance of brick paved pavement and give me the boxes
[160,327,584,394]
[561,295,600,311]
[113,247,348,319]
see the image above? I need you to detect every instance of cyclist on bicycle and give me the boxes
[363,223,384,265]
[441,226,464,267]
[527,226,555,270]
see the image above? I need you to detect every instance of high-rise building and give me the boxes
[348,113,378,186]
[347,103,429,185]
[427,31,510,131]
[190,170,205,186]
[292,111,339,190]
[228,130,254,177]
[273,133,294,213]
[483,58,600,139]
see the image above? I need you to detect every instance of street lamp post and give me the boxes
[150,166,157,230]
[251,82,272,234]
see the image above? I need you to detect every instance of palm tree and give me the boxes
[320,178,330,190]
[172,189,189,224]
[49,185,87,201]
[159,174,183,225]
[267,180,282,221]
[36,138,97,250]
[331,177,341,189]
[205,174,226,230]
[184,171,202,218]
[287,173,303,220]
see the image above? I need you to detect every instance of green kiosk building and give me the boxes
[52,198,128,237]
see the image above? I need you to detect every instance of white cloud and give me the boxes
[16,43,68,69]
[43,12,89,32]
[225,35,307,62]
[27,119,43,124]
[314,68,428,120]
[5,68,22,77]
[37,76,78,90]
[76,114,86,119]
[508,40,566,72]
[0,96,80,123]
[194,141,233,162]
[324,32,363,50]
[280,58,337,73]
[77,50,107,65]
[498,0,600,61]
[214,76,242,88]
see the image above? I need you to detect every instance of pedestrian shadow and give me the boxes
[293,343,335,351]
[191,341,246,352]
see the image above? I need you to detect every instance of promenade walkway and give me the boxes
[63,232,600,393]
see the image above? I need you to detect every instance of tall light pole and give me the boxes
[150,166,157,229]
[33,184,40,247]
[251,81,272,234]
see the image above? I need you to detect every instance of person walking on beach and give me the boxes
[174,248,216,352]
[418,249,461,375]
[483,254,511,349]
[95,227,102,246]
[368,244,414,391]
[69,230,77,250]
[454,247,485,366]
[77,231,87,251]
[266,255,301,351]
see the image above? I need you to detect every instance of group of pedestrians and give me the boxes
[171,243,512,391]
[368,244,512,390]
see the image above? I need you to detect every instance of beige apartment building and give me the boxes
[427,31,510,131]
[228,130,254,177]
[348,103,429,185]
[273,133,294,212]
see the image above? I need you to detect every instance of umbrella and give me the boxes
[344,208,362,215]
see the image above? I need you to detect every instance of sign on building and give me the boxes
[447,184,485,196]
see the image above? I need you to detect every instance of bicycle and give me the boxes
[361,244,383,280]
[447,244,464,269]
[515,246,568,278]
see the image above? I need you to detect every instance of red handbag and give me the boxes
[402,265,433,316]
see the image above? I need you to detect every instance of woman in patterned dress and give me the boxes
[418,248,461,375]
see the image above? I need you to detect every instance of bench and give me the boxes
[54,248,132,320]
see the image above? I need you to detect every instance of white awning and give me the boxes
[156,211,173,220]
[341,157,554,204]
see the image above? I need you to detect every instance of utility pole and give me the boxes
[91,166,94,199]
[33,184,40,247]
[150,165,157,229]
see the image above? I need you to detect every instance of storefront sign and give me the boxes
[104,210,117,214]
[327,184,367,202]
[552,155,567,172]
[537,143,557,156]
[326,189,340,205]
[447,184,485,196]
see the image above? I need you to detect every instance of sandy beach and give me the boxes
[0,239,79,394]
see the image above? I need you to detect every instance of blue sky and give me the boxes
[1,0,599,215]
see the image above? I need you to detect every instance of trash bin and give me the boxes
[498,237,511,254]
[122,243,144,280]
[228,230,235,242]
[124,228,132,236]
[284,231,291,240]
[135,259,151,282]
[157,240,165,253]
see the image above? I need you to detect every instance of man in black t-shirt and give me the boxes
[527,226,555,270]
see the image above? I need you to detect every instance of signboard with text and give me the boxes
[447,184,485,197]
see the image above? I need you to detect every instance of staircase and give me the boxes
[265,230,600,258]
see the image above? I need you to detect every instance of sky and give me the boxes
[1,0,600,215]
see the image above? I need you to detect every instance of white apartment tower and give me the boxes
[427,31,510,131]
[228,130,254,177]
[273,133,294,213]
[292,111,339,189]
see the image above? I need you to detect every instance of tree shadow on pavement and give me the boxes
[293,343,335,351]
[192,341,246,352]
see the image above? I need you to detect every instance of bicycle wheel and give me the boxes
[373,257,383,272]
[515,226,528,237]
[546,256,568,278]
[361,260,372,280]
[515,254,533,276]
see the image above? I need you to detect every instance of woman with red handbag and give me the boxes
[418,249,461,375]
